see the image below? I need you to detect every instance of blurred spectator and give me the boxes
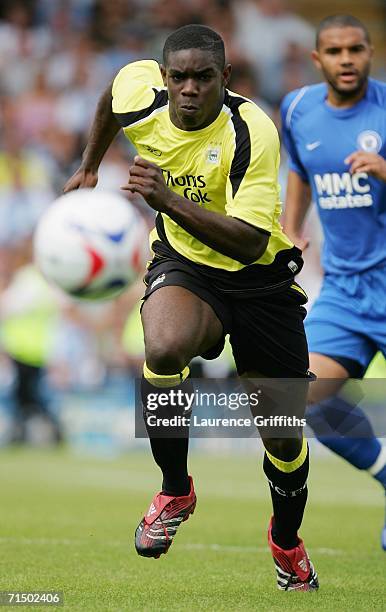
[89,0,139,49]
[232,0,315,104]
[229,63,274,119]
[14,66,58,145]
[46,33,111,98]
[203,0,250,68]
[0,1,52,95]
[0,127,54,244]
[0,236,62,443]
[35,0,95,36]
[96,141,132,193]
[100,24,150,74]
[281,40,316,96]
[48,298,117,390]
[145,0,203,60]
[40,128,83,195]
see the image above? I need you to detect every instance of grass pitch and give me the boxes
[1,447,385,611]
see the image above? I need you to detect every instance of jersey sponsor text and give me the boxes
[162,169,211,204]
[314,172,373,209]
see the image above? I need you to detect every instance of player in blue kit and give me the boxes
[281,14,386,549]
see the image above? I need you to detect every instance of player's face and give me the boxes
[312,27,373,101]
[161,48,231,131]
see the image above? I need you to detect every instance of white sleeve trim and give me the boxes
[285,86,309,129]
[368,444,386,476]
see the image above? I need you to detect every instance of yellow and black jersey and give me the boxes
[112,59,297,278]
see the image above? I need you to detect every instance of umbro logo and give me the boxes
[145,145,162,157]
[306,141,321,151]
[288,260,298,273]
[147,503,157,517]
[151,273,166,289]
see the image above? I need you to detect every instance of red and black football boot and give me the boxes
[135,476,196,558]
[268,518,319,591]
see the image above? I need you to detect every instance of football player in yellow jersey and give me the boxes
[64,25,318,591]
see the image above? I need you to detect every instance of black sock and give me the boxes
[263,447,309,550]
[141,375,193,496]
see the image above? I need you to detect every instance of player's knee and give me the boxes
[145,338,189,375]
[264,437,303,462]
[307,378,346,405]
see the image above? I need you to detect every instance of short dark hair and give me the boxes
[316,15,371,48]
[163,24,225,70]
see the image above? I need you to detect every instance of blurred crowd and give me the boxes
[0,0,381,441]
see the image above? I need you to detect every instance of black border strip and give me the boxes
[114,88,168,127]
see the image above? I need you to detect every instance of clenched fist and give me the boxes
[122,156,173,212]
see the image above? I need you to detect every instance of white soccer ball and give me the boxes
[34,189,148,300]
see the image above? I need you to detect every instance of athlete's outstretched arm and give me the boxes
[282,170,312,251]
[124,156,268,265]
[63,82,120,193]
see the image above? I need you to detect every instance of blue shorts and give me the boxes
[305,266,386,376]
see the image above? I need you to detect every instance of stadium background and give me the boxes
[0,2,385,609]
[0,0,385,448]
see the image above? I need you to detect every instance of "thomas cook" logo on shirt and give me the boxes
[162,169,211,204]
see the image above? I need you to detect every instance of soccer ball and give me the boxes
[34,189,148,300]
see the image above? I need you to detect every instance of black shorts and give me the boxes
[142,242,309,377]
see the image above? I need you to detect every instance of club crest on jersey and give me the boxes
[357,130,382,153]
[206,147,220,164]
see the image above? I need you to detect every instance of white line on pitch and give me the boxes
[181,543,342,555]
[0,537,342,555]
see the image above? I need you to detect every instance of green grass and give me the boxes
[0,447,385,611]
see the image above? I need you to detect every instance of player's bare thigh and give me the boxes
[308,352,349,404]
[141,285,223,374]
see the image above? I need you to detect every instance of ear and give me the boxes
[222,63,232,88]
[160,64,167,86]
[311,49,322,71]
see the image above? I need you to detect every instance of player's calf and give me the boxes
[263,437,319,588]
